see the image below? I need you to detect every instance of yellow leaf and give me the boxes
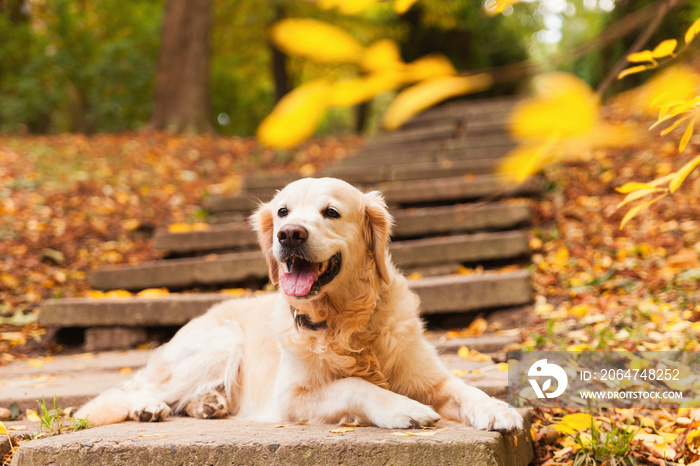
[87,290,105,298]
[382,74,492,130]
[451,368,466,377]
[617,187,666,209]
[651,39,677,59]
[119,367,133,375]
[105,289,134,299]
[568,304,589,317]
[509,73,598,139]
[403,55,457,83]
[394,0,418,14]
[318,0,341,9]
[483,0,521,16]
[626,50,655,63]
[329,72,403,107]
[337,0,378,14]
[257,79,330,149]
[269,19,364,64]
[26,409,41,423]
[498,137,560,183]
[686,18,700,44]
[618,64,654,80]
[660,114,692,136]
[0,421,6,435]
[615,182,657,193]
[670,154,700,192]
[330,427,355,433]
[553,413,595,435]
[360,40,403,72]
[497,362,509,371]
[136,288,170,298]
[167,223,192,233]
[464,317,488,337]
[620,194,667,229]
[678,116,695,153]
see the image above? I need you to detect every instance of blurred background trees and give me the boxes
[0,0,698,136]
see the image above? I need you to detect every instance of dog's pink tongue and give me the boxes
[280,260,319,297]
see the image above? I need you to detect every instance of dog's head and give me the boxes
[251,178,392,303]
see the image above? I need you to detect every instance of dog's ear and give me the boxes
[249,202,279,285]
[363,191,393,283]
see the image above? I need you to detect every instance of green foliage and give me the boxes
[572,418,639,466]
[34,396,90,438]
[0,0,160,133]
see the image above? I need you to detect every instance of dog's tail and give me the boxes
[74,387,132,426]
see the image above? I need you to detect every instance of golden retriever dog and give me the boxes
[77,178,523,431]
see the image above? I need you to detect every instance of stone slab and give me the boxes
[153,223,257,253]
[155,202,532,254]
[205,175,540,214]
[89,251,267,291]
[41,270,532,327]
[353,134,515,159]
[10,415,533,466]
[90,231,530,291]
[240,158,501,192]
[344,143,513,166]
[363,120,459,146]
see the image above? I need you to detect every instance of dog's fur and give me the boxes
[76,178,523,431]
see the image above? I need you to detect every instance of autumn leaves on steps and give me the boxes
[38,98,540,348]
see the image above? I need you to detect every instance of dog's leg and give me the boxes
[389,339,523,431]
[279,376,441,429]
[432,376,523,431]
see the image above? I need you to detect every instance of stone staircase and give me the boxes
[4,97,539,465]
[37,97,537,352]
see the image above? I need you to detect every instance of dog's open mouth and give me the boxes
[279,252,342,297]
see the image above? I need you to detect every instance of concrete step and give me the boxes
[348,139,515,163]
[8,414,532,466]
[240,157,502,191]
[0,331,520,413]
[363,120,460,145]
[204,175,541,214]
[91,231,530,291]
[2,328,532,465]
[40,270,532,327]
[155,202,532,254]
[403,96,518,127]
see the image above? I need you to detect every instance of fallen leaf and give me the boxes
[330,427,354,433]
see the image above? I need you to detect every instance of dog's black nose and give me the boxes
[277,224,308,247]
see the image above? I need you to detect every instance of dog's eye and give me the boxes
[278,207,289,218]
[323,207,341,219]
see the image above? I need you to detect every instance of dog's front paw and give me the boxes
[131,400,170,422]
[464,397,522,431]
[372,397,440,429]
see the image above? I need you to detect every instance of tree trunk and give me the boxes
[151,0,213,133]
[270,4,289,102]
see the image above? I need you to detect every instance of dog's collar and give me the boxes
[290,306,328,332]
